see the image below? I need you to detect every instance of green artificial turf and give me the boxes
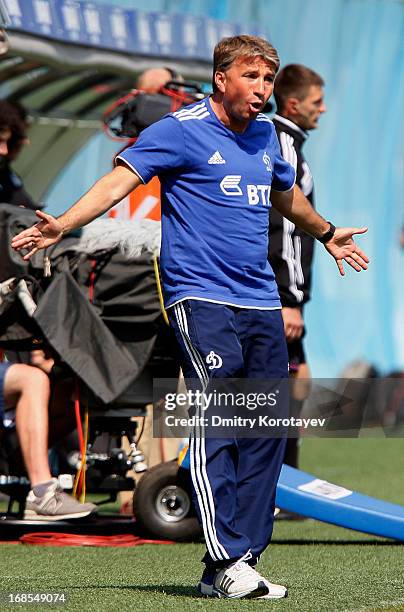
[1,438,404,611]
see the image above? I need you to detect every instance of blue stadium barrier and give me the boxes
[180,451,404,541]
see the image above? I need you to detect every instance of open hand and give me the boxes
[325,227,369,275]
[11,210,63,261]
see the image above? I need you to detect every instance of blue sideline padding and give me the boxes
[276,465,404,541]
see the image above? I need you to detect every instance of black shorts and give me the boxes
[287,340,306,373]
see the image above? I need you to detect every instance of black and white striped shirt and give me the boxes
[268,114,315,307]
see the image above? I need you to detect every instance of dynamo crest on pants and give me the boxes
[206,351,223,370]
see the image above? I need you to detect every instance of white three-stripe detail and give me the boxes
[175,107,208,119]
[177,303,228,560]
[173,306,215,559]
[294,236,305,285]
[177,112,210,122]
[279,133,303,302]
[174,102,210,122]
[174,101,207,117]
[280,132,297,171]
[256,113,272,123]
[174,304,229,561]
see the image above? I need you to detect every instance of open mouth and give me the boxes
[249,100,263,112]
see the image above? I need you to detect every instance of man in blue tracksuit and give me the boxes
[11,35,369,599]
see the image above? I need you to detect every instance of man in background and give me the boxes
[136,67,180,94]
[0,100,39,210]
[269,64,326,484]
[109,67,182,221]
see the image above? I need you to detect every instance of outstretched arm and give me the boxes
[11,164,142,260]
[271,185,369,276]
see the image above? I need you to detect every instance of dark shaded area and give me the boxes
[0,203,180,405]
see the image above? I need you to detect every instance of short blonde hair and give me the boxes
[212,35,280,92]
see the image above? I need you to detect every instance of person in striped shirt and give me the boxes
[268,65,326,492]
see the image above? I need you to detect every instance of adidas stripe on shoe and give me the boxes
[198,564,288,599]
[198,561,269,599]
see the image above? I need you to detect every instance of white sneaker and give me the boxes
[24,479,97,521]
[256,577,288,599]
[212,561,269,599]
